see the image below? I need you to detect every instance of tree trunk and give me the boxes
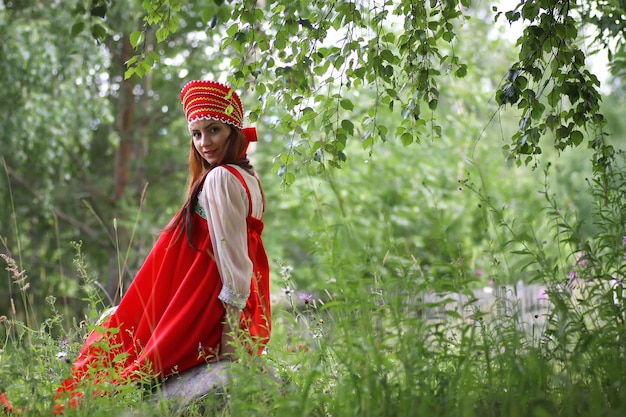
[108,33,136,301]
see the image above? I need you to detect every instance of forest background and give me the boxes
[1,0,626,415]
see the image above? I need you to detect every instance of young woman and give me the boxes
[48,79,272,412]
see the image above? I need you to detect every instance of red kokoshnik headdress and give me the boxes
[180,79,258,144]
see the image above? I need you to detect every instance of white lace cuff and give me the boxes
[218,285,249,309]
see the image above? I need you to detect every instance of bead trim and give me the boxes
[219,285,248,309]
[194,200,207,219]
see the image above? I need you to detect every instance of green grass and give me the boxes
[2,163,626,416]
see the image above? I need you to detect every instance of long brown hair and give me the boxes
[167,124,265,248]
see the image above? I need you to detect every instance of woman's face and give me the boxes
[189,119,231,165]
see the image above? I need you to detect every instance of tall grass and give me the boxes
[1,156,626,416]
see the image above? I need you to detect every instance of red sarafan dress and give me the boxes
[54,164,271,406]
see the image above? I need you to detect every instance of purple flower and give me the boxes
[476,269,483,276]
[55,351,69,363]
[569,271,579,280]
[299,293,313,304]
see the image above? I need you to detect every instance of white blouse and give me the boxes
[197,165,264,309]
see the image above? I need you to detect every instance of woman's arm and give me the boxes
[200,167,253,308]
[219,303,242,360]
[199,167,253,359]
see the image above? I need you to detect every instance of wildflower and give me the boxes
[569,271,579,280]
[576,252,589,266]
[1,253,29,291]
[280,265,293,278]
[476,269,483,276]
[197,342,204,358]
[299,293,313,304]
[538,287,549,300]
[56,351,69,363]
[282,286,293,296]
[623,235,626,246]
[297,343,310,352]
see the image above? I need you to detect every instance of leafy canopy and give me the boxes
[102,0,618,180]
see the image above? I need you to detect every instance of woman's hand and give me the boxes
[217,303,242,362]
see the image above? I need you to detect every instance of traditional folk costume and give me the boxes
[51,80,272,412]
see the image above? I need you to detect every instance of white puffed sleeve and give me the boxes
[198,167,252,309]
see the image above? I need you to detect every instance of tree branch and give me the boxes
[4,164,113,249]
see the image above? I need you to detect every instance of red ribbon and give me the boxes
[242,127,258,142]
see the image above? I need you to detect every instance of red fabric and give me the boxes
[54,165,271,407]
[242,127,258,142]
[1,392,20,413]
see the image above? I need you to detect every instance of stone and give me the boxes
[151,361,232,414]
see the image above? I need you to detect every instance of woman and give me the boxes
[51,79,272,411]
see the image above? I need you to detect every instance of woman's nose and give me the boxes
[199,134,211,146]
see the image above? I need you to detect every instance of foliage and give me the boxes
[0,0,237,319]
[117,0,616,177]
[1,0,626,415]
[0,0,112,323]
[1,0,620,318]
[494,0,609,171]
[2,153,626,416]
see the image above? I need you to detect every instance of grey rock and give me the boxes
[151,361,232,413]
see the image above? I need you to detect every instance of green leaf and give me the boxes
[340,99,354,111]
[556,125,569,139]
[91,3,107,18]
[156,27,169,43]
[301,107,317,121]
[400,132,413,146]
[283,172,296,186]
[91,23,107,41]
[125,55,139,67]
[570,130,584,146]
[167,18,179,33]
[130,31,143,48]
[380,49,396,64]
[70,22,85,38]
[362,134,373,149]
[530,101,545,120]
[341,119,354,134]
[226,24,239,37]
[124,67,136,80]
